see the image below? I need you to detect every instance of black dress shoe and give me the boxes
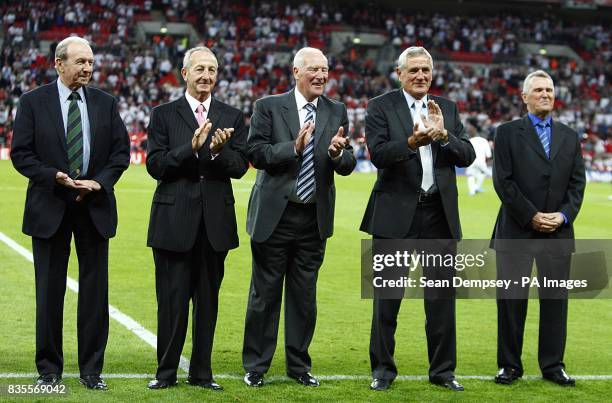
[495,368,522,385]
[543,369,576,387]
[186,377,223,391]
[80,375,107,390]
[147,378,178,389]
[244,372,264,387]
[370,378,392,391]
[288,372,319,387]
[36,374,61,386]
[431,378,464,391]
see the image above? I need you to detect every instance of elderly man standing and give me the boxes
[146,46,248,391]
[492,70,585,387]
[360,46,475,391]
[242,47,356,388]
[11,36,130,390]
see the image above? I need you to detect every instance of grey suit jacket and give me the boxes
[359,89,475,239]
[246,89,356,243]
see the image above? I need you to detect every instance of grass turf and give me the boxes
[0,160,610,401]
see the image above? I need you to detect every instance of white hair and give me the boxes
[182,46,218,69]
[522,70,554,93]
[293,47,327,68]
[397,46,434,70]
[55,36,91,60]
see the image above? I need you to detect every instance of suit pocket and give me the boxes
[152,193,175,205]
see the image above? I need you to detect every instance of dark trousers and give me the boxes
[496,252,570,375]
[32,202,109,377]
[153,221,226,382]
[370,198,457,382]
[243,202,326,375]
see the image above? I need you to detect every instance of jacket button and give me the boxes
[199,175,204,181]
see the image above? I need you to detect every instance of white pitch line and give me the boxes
[0,373,611,381]
[0,231,190,373]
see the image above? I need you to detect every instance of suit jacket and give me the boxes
[246,89,356,243]
[360,89,475,239]
[490,115,585,251]
[10,81,130,239]
[146,96,248,253]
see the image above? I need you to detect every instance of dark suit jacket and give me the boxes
[11,81,130,239]
[490,115,585,251]
[360,89,475,239]
[146,96,248,253]
[246,89,356,243]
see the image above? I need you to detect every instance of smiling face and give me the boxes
[182,50,218,102]
[397,55,432,100]
[522,76,555,118]
[55,42,94,90]
[294,50,328,102]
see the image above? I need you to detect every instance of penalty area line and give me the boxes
[0,230,190,373]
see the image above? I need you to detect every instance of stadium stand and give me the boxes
[0,0,610,180]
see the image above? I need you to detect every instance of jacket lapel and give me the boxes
[549,121,567,161]
[177,96,199,134]
[314,97,331,149]
[206,97,222,131]
[45,82,68,154]
[281,90,301,140]
[519,115,549,162]
[83,86,97,157]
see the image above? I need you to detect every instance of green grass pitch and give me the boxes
[0,160,610,401]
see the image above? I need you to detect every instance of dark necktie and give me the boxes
[536,121,550,157]
[296,103,316,202]
[67,91,83,178]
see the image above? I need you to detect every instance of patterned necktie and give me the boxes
[67,91,83,178]
[296,103,316,202]
[536,121,550,157]
[413,100,434,191]
[196,103,206,126]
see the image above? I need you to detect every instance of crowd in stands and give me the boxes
[0,0,609,176]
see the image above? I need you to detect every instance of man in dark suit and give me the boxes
[242,47,356,388]
[146,46,248,391]
[360,46,475,391]
[10,36,130,390]
[491,70,585,387]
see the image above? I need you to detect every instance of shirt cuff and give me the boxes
[211,152,219,160]
[561,212,568,225]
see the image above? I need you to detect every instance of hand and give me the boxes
[73,179,101,202]
[295,121,315,155]
[192,119,212,152]
[531,212,561,233]
[328,126,348,158]
[431,128,449,143]
[210,127,234,154]
[55,171,89,189]
[542,212,565,228]
[424,100,445,130]
[407,123,434,150]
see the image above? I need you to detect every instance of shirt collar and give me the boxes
[185,91,212,113]
[295,88,319,111]
[402,89,427,110]
[57,79,85,103]
[528,113,552,128]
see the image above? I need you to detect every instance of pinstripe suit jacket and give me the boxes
[146,95,248,252]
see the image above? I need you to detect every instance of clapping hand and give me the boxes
[210,128,234,154]
[328,127,348,158]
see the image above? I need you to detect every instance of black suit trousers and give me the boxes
[32,201,109,377]
[153,220,226,382]
[370,198,457,382]
[243,202,326,375]
[496,251,570,375]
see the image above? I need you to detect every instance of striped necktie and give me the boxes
[536,121,550,157]
[67,91,83,178]
[296,103,316,202]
